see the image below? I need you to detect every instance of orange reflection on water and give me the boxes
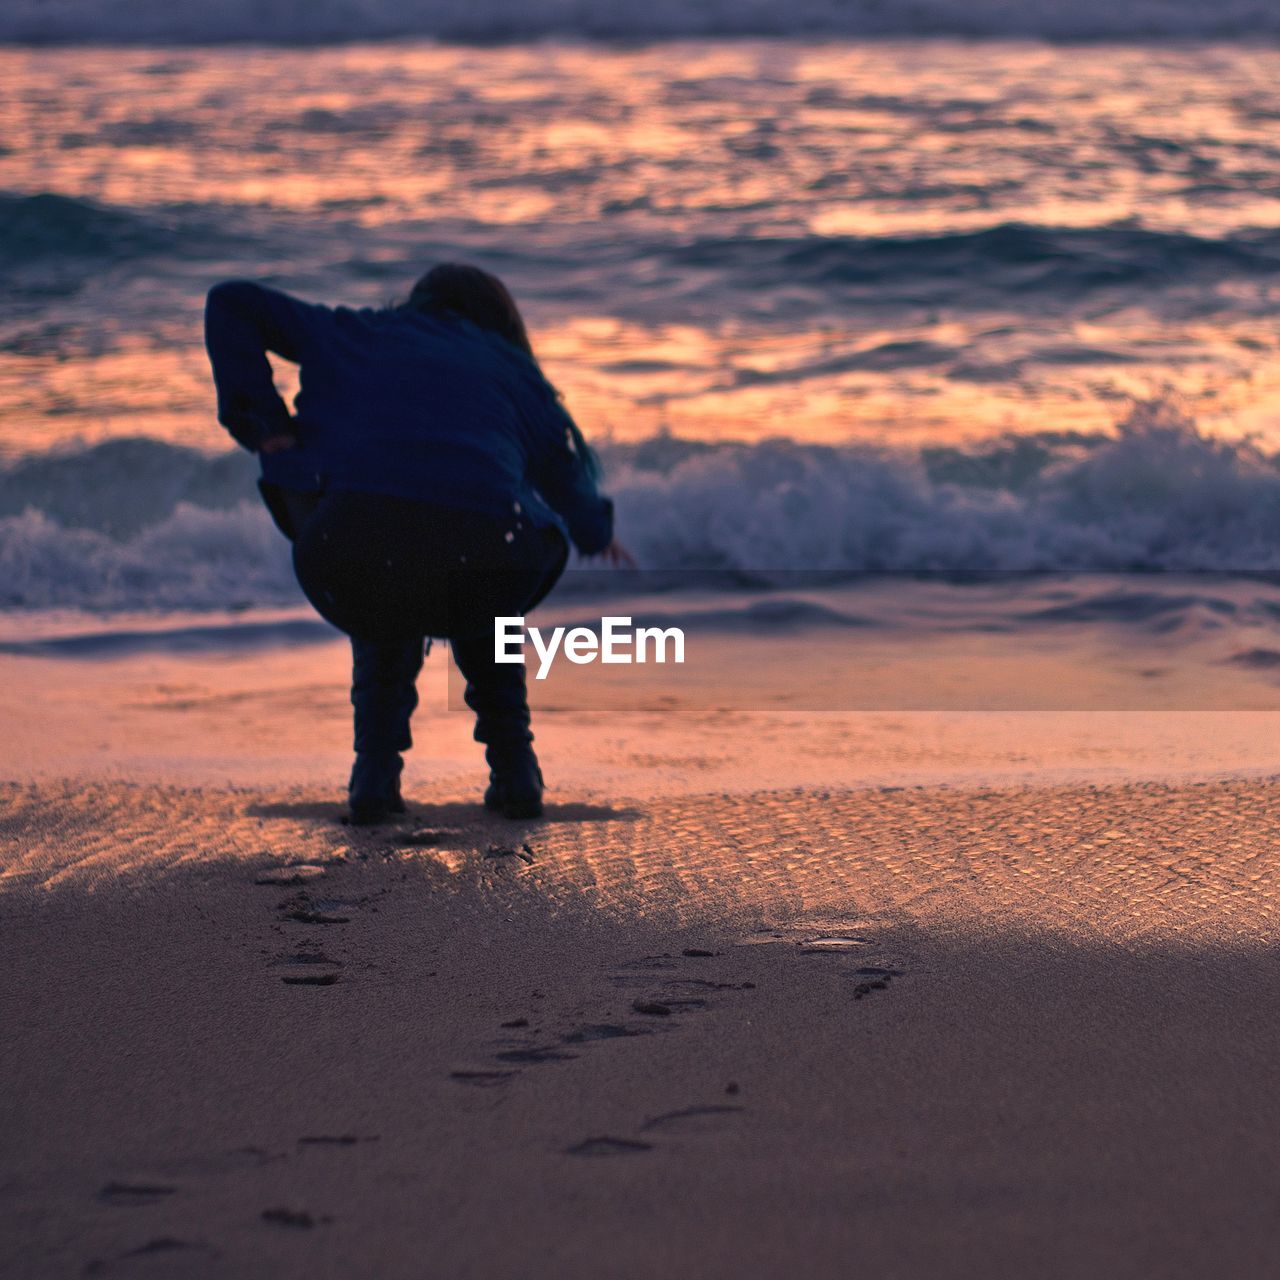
[5,40,1280,455]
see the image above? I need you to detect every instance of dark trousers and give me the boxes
[268,484,566,756]
[345,631,541,755]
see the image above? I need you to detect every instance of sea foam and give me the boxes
[4,403,1280,612]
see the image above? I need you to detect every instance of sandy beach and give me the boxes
[4,613,1280,1279]
[10,25,1280,1277]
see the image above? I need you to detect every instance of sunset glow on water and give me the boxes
[7,40,1280,459]
[8,38,1280,611]
[10,20,1280,1279]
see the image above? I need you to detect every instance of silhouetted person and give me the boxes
[205,263,627,822]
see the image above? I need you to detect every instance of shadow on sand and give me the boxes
[245,798,642,826]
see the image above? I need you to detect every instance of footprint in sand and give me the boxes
[450,1068,518,1088]
[494,1046,579,1064]
[277,890,371,928]
[565,1136,653,1157]
[641,1104,746,1136]
[393,828,465,848]
[271,947,344,986]
[271,951,341,966]
[801,945,908,999]
[254,864,328,886]
[483,842,535,865]
[97,1183,176,1207]
[731,922,907,1002]
[152,1147,284,1178]
[731,929,790,947]
[261,1207,332,1229]
[629,981,738,1015]
[733,920,872,952]
[282,907,350,925]
[849,967,906,999]
[96,1147,289,1251]
[798,936,868,954]
[564,1103,745,1159]
[452,1018,655,1086]
[631,999,673,1016]
[561,1023,652,1044]
[619,953,736,1016]
[85,1237,219,1275]
[452,947,759,1092]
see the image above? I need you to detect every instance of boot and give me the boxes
[451,633,544,819]
[347,634,423,823]
[348,751,406,825]
[483,741,544,820]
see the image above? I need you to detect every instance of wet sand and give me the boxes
[4,607,1280,1277]
[4,768,1280,1278]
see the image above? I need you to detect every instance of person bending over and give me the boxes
[204,263,628,823]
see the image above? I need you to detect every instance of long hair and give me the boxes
[404,262,599,479]
[406,262,533,356]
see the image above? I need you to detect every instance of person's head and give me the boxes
[405,263,533,357]
[403,261,602,480]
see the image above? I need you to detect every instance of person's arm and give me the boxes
[203,280,325,452]
[530,395,616,556]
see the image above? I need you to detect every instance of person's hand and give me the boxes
[600,538,637,569]
[259,433,297,454]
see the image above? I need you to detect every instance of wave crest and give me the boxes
[3,402,1280,611]
[0,193,182,266]
[614,401,1280,576]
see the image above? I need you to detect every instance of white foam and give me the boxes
[3,403,1279,612]
[0,502,297,611]
[610,402,1280,576]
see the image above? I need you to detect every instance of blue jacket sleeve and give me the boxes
[204,280,326,452]
[530,396,615,556]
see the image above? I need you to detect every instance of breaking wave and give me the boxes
[5,403,1280,611]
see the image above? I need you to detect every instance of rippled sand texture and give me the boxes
[4,776,1280,1278]
[3,776,1278,939]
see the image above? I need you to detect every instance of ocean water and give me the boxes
[6,37,1280,613]
[7,0,1280,41]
